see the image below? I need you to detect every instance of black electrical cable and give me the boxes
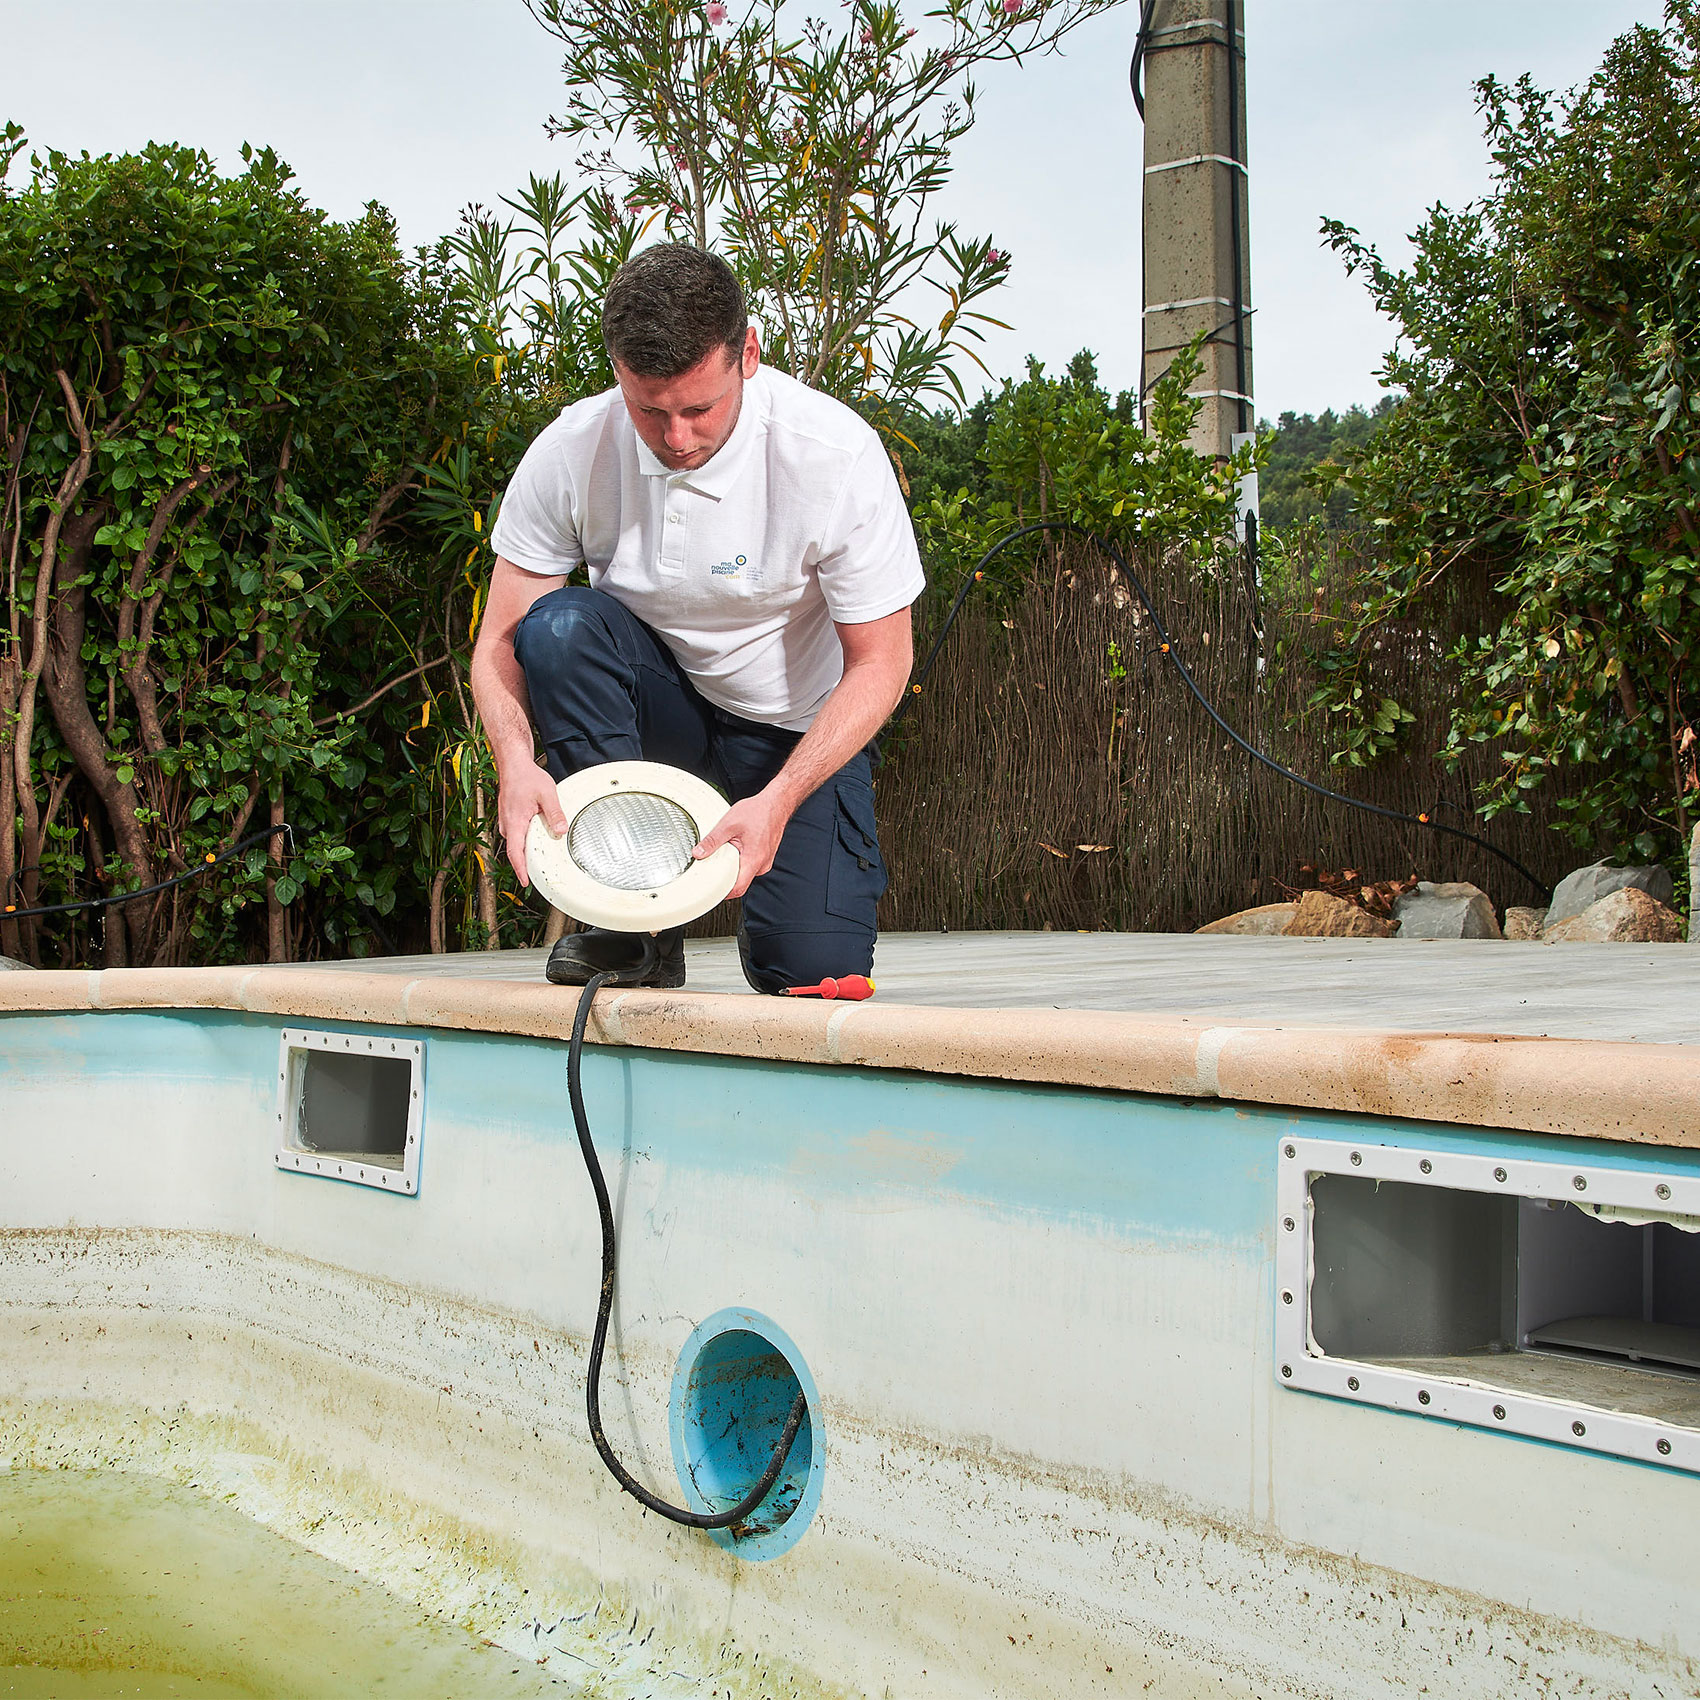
[568,950,809,1532]
[2,824,296,922]
[900,546,994,722]
[895,520,1554,903]
[1128,0,1158,117]
[1131,0,1158,415]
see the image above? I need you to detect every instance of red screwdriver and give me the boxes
[783,975,875,1000]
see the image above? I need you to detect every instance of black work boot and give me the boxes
[546,926,686,988]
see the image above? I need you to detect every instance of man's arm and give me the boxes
[692,606,912,900]
[470,556,571,887]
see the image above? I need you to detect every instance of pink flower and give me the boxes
[706,1,728,23]
[860,25,874,43]
[988,248,1007,264]
[1001,0,1019,13]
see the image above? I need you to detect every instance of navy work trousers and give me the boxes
[512,586,886,993]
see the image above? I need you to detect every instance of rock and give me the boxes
[0,955,33,970]
[1195,902,1299,936]
[1282,890,1397,939]
[1546,860,1674,929]
[1543,886,1685,944]
[1502,907,1548,941]
[1392,880,1502,940]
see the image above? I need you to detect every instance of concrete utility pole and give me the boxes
[1137,0,1253,465]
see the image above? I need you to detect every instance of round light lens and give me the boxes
[526,761,738,931]
[568,791,699,892]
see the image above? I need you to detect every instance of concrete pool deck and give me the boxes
[308,930,1700,1043]
[4,932,1696,1147]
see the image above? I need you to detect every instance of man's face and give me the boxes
[614,327,760,473]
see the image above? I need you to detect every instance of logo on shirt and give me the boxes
[710,554,749,578]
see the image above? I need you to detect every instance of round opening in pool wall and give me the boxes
[668,1308,823,1560]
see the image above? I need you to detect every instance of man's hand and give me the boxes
[693,790,785,900]
[471,557,570,888]
[498,764,570,888]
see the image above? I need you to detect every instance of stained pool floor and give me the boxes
[0,1469,563,1698]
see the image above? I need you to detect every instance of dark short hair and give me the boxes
[601,245,748,378]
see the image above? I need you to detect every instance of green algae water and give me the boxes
[0,1469,564,1698]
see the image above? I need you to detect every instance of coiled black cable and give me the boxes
[568,951,808,1532]
[2,824,296,922]
[895,519,1553,903]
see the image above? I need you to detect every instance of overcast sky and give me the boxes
[0,0,1669,421]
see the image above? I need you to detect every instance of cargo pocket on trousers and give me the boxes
[824,782,887,924]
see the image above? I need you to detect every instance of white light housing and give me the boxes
[525,761,740,932]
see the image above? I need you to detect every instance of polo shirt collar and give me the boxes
[632,366,769,498]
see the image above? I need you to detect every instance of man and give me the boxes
[471,244,923,991]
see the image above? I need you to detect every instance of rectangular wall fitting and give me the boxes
[275,1029,423,1194]
[1276,1136,1700,1472]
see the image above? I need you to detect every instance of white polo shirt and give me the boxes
[490,365,925,732]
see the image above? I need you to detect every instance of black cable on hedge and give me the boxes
[569,954,809,1532]
[895,519,1553,903]
[3,824,296,922]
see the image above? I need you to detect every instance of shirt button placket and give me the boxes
[661,479,688,573]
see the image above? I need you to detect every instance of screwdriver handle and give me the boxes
[783,975,875,1000]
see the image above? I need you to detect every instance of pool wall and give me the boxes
[2,972,1698,1698]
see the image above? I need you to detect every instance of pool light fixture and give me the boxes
[525,760,739,931]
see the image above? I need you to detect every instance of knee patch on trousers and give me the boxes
[514,593,606,663]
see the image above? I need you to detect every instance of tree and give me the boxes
[524,0,1123,422]
[0,134,468,965]
[1317,2,1700,866]
[914,341,1261,602]
[1257,398,1397,534]
[885,390,996,512]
